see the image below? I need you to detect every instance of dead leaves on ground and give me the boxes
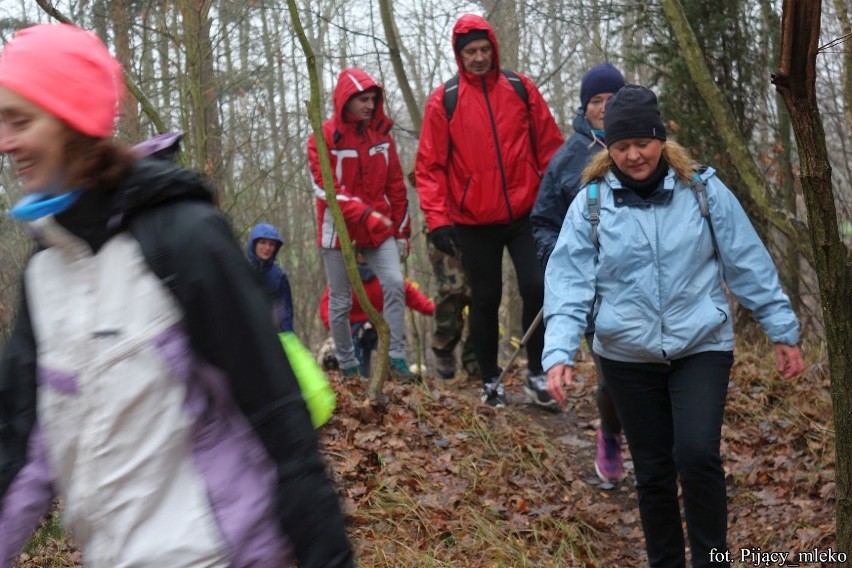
[16,341,836,567]
[322,342,835,567]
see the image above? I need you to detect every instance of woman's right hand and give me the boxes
[546,363,573,405]
[774,343,804,379]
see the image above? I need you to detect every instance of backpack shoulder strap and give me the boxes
[586,181,601,250]
[501,69,529,111]
[690,172,725,282]
[442,74,460,120]
[502,69,536,160]
[442,70,530,121]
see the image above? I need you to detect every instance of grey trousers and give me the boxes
[321,238,407,368]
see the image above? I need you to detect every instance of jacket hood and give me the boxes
[247,223,283,268]
[332,68,393,134]
[452,14,501,82]
[113,157,214,227]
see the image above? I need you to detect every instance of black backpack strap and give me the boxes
[442,70,529,121]
[442,74,460,120]
[502,69,536,162]
[501,69,529,110]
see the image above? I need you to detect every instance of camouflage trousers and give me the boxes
[429,243,479,375]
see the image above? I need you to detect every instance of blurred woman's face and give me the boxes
[608,138,664,181]
[0,87,67,193]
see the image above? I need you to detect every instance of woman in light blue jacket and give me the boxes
[542,85,803,568]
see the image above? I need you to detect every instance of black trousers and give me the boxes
[600,351,734,568]
[454,215,545,380]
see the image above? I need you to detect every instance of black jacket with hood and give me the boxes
[0,157,353,567]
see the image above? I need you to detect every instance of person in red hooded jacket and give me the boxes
[415,14,564,408]
[308,67,417,382]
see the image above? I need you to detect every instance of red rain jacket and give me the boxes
[415,14,564,230]
[308,68,411,248]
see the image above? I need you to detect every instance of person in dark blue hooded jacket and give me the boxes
[531,63,626,483]
[247,223,294,333]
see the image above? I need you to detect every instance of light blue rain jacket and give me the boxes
[542,166,800,370]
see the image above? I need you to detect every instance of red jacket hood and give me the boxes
[452,15,501,84]
[332,68,393,133]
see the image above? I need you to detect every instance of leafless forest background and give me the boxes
[0,0,848,365]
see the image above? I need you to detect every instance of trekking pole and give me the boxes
[492,306,544,389]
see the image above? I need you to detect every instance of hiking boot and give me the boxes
[524,372,558,409]
[341,365,363,379]
[481,382,507,408]
[595,430,624,482]
[389,357,420,383]
[435,353,456,379]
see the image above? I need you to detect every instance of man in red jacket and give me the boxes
[415,14,564,408]
[309,68,416,382]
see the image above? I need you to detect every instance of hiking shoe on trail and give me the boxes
[341,366,363,379]
[481,382,507,408]
[435,353,456,379]
[389,357,420,383]
[524,373,558,409]
[595,430,624,482]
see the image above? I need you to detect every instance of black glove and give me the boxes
[429,225,459,257]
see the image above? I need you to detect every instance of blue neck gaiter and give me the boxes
[8,190,83,222]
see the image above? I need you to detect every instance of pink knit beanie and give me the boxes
[0,23,123,138]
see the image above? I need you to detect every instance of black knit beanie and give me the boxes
[455,29,490,52]
[604,85,667,146]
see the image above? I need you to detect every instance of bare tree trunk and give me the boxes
[111,0,142,141]
[480,0,519,70]
[180,1,222,188]
[834,0,852,135]
[773,0,852,556]
[761,0,802,311]
[378,0,422,134]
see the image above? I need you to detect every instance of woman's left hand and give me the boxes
[774,343,804,379]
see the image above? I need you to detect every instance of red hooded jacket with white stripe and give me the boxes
[415,14,564,230]
[308,68,410,248]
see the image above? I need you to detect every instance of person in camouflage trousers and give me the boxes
[428,233,480,379]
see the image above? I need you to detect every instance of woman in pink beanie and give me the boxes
[0,24,352,568]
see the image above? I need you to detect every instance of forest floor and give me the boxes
[16,340,837,568]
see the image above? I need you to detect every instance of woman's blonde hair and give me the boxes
[580,140,698,185]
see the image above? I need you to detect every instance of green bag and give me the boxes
[279,332,336,428]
